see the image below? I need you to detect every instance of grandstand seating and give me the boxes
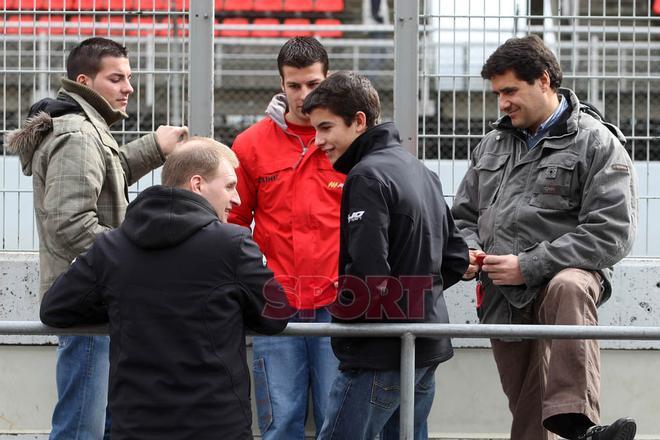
[3,0,343,38]
[284,0,312,12]
[37,14,65,33]
[314,17,341,37]
[223,0,251,11]
[97,15,125,35]
[68,15,94,34]
[314,0,343,13]
[5,14,35,34]
[253,0,281,12]
[251,17,280,37]
[281,17,311,37]
[220,17,249,37]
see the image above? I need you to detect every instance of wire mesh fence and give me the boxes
[417,0,660,256]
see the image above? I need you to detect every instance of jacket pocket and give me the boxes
[529,154,578,210]
[475,153,509,210]
[370,370,400,409]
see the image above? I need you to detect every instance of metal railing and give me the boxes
[2,320,660,440]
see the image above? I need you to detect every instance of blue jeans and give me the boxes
[50,335,111,440]
[252,307,339,439]
[317,364,438,440]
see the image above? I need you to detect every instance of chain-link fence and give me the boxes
[0,1,394,250]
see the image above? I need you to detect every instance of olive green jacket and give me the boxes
[7,79,164,296]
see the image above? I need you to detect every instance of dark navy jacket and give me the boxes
[41,185,289,440]
[330,122,469,370]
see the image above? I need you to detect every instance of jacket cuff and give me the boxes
[518,243,551,287]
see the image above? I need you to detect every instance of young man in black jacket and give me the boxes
[303,71,469,440]
[40,137,290,440]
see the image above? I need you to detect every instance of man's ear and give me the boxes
[76,73,91,86]
[354,111,368,133]
[539,70,551,92]
[188,175,204,195]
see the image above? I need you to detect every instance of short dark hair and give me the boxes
[302,70,380,128]
[277,36,329,77]
[66,37,128,80]
[481,35,563,90]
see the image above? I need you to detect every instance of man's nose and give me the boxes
[231,191,241,207]
[123,80,134,95]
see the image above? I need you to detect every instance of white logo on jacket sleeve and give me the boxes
[348,211,365,223]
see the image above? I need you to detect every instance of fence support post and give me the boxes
[188,0,214,137]
[394,0,419,155]
[400,331,416,440]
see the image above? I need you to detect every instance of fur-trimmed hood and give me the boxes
[5,111,56,176]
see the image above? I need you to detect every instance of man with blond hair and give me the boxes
[41,137,289,440]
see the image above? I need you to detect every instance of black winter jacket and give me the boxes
[330,123,469,370]
[40,185,289,440]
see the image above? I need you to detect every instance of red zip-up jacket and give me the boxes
[229,94,344,310]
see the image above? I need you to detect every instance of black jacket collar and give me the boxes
[333,122,401,175]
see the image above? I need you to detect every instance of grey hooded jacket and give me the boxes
[451,88,638,324]
[6,78,164,296]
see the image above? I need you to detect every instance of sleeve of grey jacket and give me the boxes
[43,131,111,259]
[441,204,470,290]
[118,132,164,185]
[518,133,638,287]
[235,230,291,335]
[40,245,108,328]
[451,151,483,250]
[343,175,391,278]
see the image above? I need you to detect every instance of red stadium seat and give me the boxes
[170,0,188,10]
[223,0,252,11]
[284,0,312,12]
[3,0,19,10]
[313,0,343,13]
[252,17,279,38]
[28,0,70,9]
[220,17,249,37]
[5,15,36,34]
[11,0,38,9]
[282,17,310,37]
[67,15,95,35]
[253,0,281,12]
[127,15,157,36]
[37,14,65,34]
[133,0,169,10]
[70,0,134,10]
[97,15,126,35]
[314,18,341,37]
[214,0,222,11]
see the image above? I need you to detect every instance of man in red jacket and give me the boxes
[228,37,343,439]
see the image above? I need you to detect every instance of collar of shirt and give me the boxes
[526,95,569,149]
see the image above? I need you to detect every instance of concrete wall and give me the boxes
[1,253,660,437]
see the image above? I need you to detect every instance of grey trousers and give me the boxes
[490,268,603,440]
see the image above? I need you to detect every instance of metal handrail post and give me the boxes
[400,332,416,440]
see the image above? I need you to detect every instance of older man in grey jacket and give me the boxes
[7,37,187,439]
[452,35,637,440]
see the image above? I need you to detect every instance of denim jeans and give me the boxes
[49,335,111,440]
[317,364,438,440]
[252,307,339,439]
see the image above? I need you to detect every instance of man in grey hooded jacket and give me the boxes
[7,37,187,439]
[452,35,637,440]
